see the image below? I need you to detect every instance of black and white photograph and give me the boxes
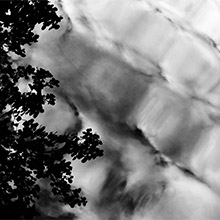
[1,0,220,219]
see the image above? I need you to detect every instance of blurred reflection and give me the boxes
[26,0,220,219]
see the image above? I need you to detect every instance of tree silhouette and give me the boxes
[0,0,103,219]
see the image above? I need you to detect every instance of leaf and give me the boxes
[0,1,103,218]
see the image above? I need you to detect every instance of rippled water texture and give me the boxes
[22,0,220,219]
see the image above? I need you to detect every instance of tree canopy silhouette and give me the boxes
[0,0,103,219]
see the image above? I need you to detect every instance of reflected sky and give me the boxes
[21,0,220,219]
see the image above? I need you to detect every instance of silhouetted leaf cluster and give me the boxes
[0,0,103,219]
[0,0,62,57]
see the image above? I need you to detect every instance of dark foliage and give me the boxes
[0,0,62,57]
[0,0,103,219]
